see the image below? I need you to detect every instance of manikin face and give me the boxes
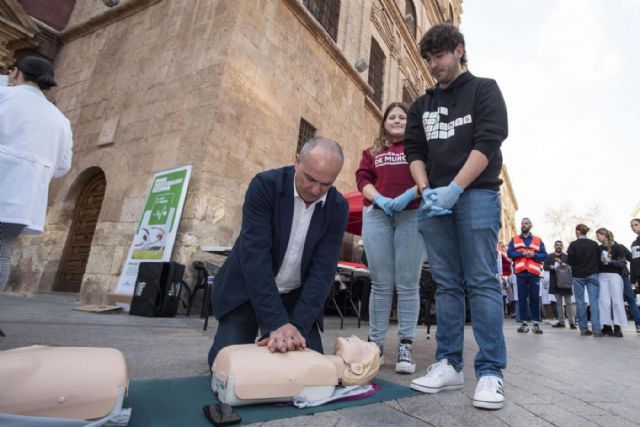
[521,219,532,234]
[554,241,563,253]
[423,44,465,89]
[294,148,341,205]
[383,107,407,141]
[631,220,640,236]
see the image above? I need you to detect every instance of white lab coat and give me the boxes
[0,85,73,233]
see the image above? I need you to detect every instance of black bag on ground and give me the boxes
[130,262,185,317]
[555,264,573,290]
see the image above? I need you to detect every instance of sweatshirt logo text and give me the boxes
[422,108,472,141]
[374,152,407,167]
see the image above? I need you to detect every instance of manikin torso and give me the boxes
[211,336,380,406]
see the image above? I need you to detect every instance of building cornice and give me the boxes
[60,0,162,43]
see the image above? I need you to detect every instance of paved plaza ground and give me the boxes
[1,292,639,426]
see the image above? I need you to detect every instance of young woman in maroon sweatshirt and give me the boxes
[356,102,425,374]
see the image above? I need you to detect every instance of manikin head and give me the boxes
[333,336,380,386]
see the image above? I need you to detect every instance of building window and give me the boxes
[368,38,385,110]
[297,118,317,153]
[405,0,417,38]
[303,0,340,42]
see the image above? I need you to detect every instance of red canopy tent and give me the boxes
[344,191,364,236]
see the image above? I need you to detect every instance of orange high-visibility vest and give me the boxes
[513,235,543,275]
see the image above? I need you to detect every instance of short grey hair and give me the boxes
[299,137,344,166]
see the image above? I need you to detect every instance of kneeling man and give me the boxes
[208,137,348,367]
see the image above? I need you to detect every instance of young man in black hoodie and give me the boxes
[405,24,508,410]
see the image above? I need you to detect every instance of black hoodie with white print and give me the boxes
[404,71,508,191]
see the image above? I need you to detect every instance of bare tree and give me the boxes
[544,203,606,244]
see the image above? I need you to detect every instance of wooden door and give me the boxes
[54,173,106,292]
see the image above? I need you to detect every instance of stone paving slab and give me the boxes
[1,292,639,426]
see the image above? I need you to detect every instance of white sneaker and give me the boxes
[472,375,505,409]
[395,341,416,374]
[410,359,463,393]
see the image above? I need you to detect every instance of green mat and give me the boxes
[124,375,420,426]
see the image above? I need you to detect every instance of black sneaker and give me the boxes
[517,322,529,333]
[532,323,543,334]
[569,323,577,330]
[613,325,623,338]
[552,321,565,328]
[395,340,416,374]
[602,325,614,336]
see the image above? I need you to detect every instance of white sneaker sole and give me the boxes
[395,362,416,374]
[410,382,463,394]
[472,398,504,410]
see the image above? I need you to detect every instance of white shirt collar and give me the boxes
[292,179,327,208]
[15,84,45,97]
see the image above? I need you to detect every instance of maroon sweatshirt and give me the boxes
[356,141,419,210]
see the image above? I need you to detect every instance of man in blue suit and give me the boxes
[208,137,348,367]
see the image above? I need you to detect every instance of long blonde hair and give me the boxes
[596,227,614,256]
[369,102,408,155]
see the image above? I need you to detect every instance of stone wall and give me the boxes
[8,0,469,302]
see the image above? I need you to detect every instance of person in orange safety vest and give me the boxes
[507,218,548,335]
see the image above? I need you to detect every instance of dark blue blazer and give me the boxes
[211,166,348,336]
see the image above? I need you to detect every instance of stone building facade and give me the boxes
[2,0,517,303]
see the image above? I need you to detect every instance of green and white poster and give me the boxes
[115,165,192,295]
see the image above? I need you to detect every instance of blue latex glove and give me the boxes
[424,182,463,212]
[388,188,416,213]
[421,190,436,211]
[426,205,453,217]
[373,194,394,216]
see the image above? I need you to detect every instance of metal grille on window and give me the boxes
[297,118,317,153]
[368,38,385,110]
[303,0,340,42]
[405,0,417,38]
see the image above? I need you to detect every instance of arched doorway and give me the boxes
[54,172,106,292]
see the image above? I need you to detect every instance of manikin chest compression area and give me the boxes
[211,335,381,406]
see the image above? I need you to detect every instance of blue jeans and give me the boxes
[623,275,640,326]
[363,207,425,345]
[418,189,506,379]
[516,274,541,322]
[573,274,601,333]
[207,290,323,368]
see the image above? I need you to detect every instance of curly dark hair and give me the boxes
[419,23,467,66]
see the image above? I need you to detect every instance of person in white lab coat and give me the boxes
[0,56,73,290]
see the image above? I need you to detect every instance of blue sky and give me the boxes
[461,0,639,245]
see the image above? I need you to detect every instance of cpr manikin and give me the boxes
[212,335,381,406]
[0,346,129,426]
